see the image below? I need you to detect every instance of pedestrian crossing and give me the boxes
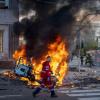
[58,87,100,100]
[0,95,22,99]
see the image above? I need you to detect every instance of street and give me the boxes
[0,76,100,100]
[0,67,100,100]
[58,86,100,100]
[0,76,77,100]
[0,92,77,100]
[0,84,100,100]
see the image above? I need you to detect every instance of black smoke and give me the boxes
[13,0,88,60]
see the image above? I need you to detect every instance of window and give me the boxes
[0,30,3,52]
[0,0,9,8]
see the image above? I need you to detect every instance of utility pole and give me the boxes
[77,30,81,73]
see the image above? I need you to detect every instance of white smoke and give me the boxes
[19,10,36,21]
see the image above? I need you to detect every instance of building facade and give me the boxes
[0,0,19,67]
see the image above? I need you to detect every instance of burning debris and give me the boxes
[12,0,94,86]
[13,35,69,86]
[0,70,17,79]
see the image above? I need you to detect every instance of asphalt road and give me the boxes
[0,77,77,100]
[0,92,77,100]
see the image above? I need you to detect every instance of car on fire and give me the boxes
[14,57,35,82]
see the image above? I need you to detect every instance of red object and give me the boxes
[41,61,52,87]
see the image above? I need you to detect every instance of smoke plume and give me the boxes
[13,0,89,60]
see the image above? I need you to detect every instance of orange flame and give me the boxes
[13,36,69,86]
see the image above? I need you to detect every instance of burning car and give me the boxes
[11,34,69,87]
[14,57,35,82]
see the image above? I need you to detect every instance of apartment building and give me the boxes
[0,0,18,60]
[0,0,19,67]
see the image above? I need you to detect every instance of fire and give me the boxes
[13,36,69,86]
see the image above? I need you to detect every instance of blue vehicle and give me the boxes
[14,57,35,81]
[14,64,31,77]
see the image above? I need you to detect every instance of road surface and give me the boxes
[58,86,100,100]
[0,77,77,100]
